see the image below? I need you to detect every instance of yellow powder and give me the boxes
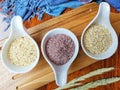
[8,37,37,66]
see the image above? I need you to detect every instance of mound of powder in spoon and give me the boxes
[45,34,75,65]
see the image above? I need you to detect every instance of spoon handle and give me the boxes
[55,70,67,86]
[10,16,27,36]
[100,2,110,18]
[95,2,110,24]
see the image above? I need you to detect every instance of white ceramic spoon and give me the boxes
[41,28,79,86]
[80,0,92,4]
[1,16,40,73]
[81,2,118,60]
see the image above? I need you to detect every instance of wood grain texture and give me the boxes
[0,2,120,90]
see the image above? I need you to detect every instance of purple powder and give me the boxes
[45,34,75,65]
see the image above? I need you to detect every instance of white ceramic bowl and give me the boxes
[1,16,40,73]
[81,2,118,60]
[41,28,79,86]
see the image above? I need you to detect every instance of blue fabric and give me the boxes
[105,0,120,12]
[0,0,102,31]
[96,0,102,4]
[0,0,84,23]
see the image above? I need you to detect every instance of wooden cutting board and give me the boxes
[0,2,120,90]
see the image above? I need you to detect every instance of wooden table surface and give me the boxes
[0,2,120,90]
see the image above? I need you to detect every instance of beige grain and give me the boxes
[8,37,37,66]
[83,24,112,54]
